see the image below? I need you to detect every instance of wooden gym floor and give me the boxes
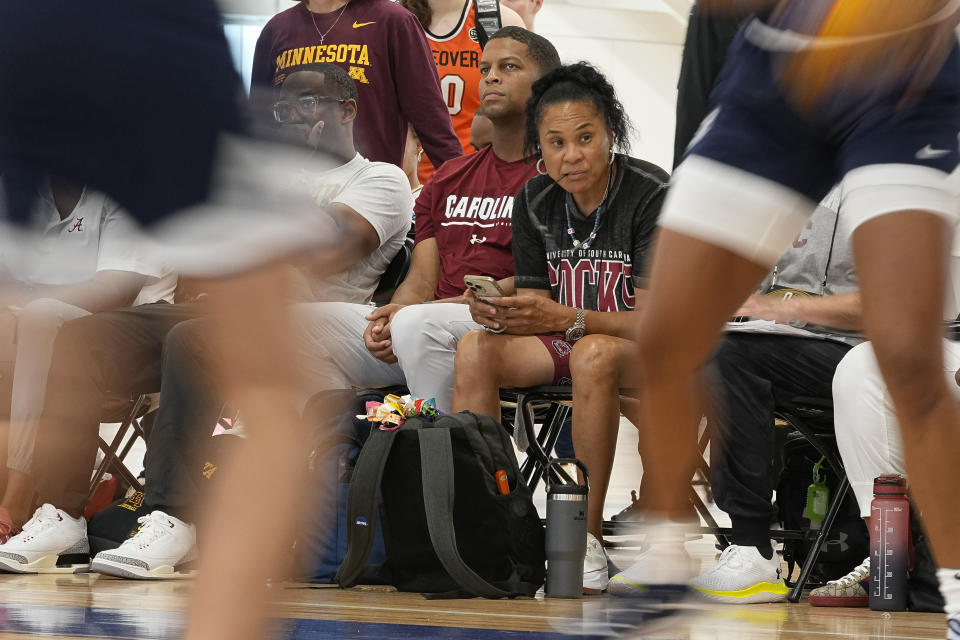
[0,422,948,640]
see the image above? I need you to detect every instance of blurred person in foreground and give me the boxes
[0,63,412,582]
[617,2,960,637]
[0,2,356,640]
[0,179,174,541]
[690,188,867,604]
[450,62,668,593]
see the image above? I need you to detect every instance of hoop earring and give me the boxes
[536,158,547,175]
[608,148,615,165]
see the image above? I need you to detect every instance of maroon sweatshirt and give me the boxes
[252,0,463,169]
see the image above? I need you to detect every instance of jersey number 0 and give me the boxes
[441,74,466,116]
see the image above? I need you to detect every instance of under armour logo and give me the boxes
[68,217,84,232]
[824,531,850,553]
[470,234,487,244]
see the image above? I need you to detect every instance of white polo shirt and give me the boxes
[2,180,175,305]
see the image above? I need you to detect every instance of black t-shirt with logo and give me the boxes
[512,154,669,312]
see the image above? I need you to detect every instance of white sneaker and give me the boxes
[691,544,788,604]
[940,569,960,640]
[583,532,609,593]
[808,557,869,607]
[0,504,89,573]
[608,542,693,597]
[90,510,198,580]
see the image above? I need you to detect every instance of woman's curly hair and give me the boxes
[523,62,633,161]
[397,0,432,30]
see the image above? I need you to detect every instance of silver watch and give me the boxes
[565,307,586,343]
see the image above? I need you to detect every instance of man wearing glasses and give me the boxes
[0,63,413,580]
[252,0,463,172]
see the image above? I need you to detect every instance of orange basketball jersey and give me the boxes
[418,1,484,184]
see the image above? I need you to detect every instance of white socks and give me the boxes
[940,568,960,614]
[643,517,695,546]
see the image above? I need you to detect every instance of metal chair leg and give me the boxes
[518,395,571,492]
[788,477,851,602]
[89,394,149,499]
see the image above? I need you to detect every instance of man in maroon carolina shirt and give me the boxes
[251,0,463,170]
[364,27,560,410]
[291,28,560,413]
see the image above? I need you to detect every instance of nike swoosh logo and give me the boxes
[353,21,375,28]
[915,144,951,160]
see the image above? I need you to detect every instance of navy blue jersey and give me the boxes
[684,21,960,202]
[0,0,245,226]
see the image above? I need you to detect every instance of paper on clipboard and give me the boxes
[724,319,825,339]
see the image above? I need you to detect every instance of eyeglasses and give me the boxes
[271,95,346,123]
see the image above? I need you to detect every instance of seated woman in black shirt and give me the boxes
[450,62,669,594]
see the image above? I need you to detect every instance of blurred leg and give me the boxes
[635,230,768,520]
[834,339,960,517]
[0,313,18,531]
[184,265,306,640]
[7,299,89,476]
[853,210,960,568]
[33,303,201,520]
[1,299,89,527]
[608,232,769,594]
[832,342,907,518]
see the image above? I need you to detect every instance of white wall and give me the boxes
[535,3,685,170]
[219,0,688,169]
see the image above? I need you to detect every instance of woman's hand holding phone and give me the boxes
[466,289,505,332]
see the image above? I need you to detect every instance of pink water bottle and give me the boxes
[869,474,910,611]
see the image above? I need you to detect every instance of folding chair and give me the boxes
[499,386,573,492]
[88,392,160,499]
[500,385,714,549]
[694,394,853,599]
[771,395,852,602]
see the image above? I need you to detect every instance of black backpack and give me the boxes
[776,433,869,585]
[296,393,387,583]
[775,434,945,610]
[337,411,545,598]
